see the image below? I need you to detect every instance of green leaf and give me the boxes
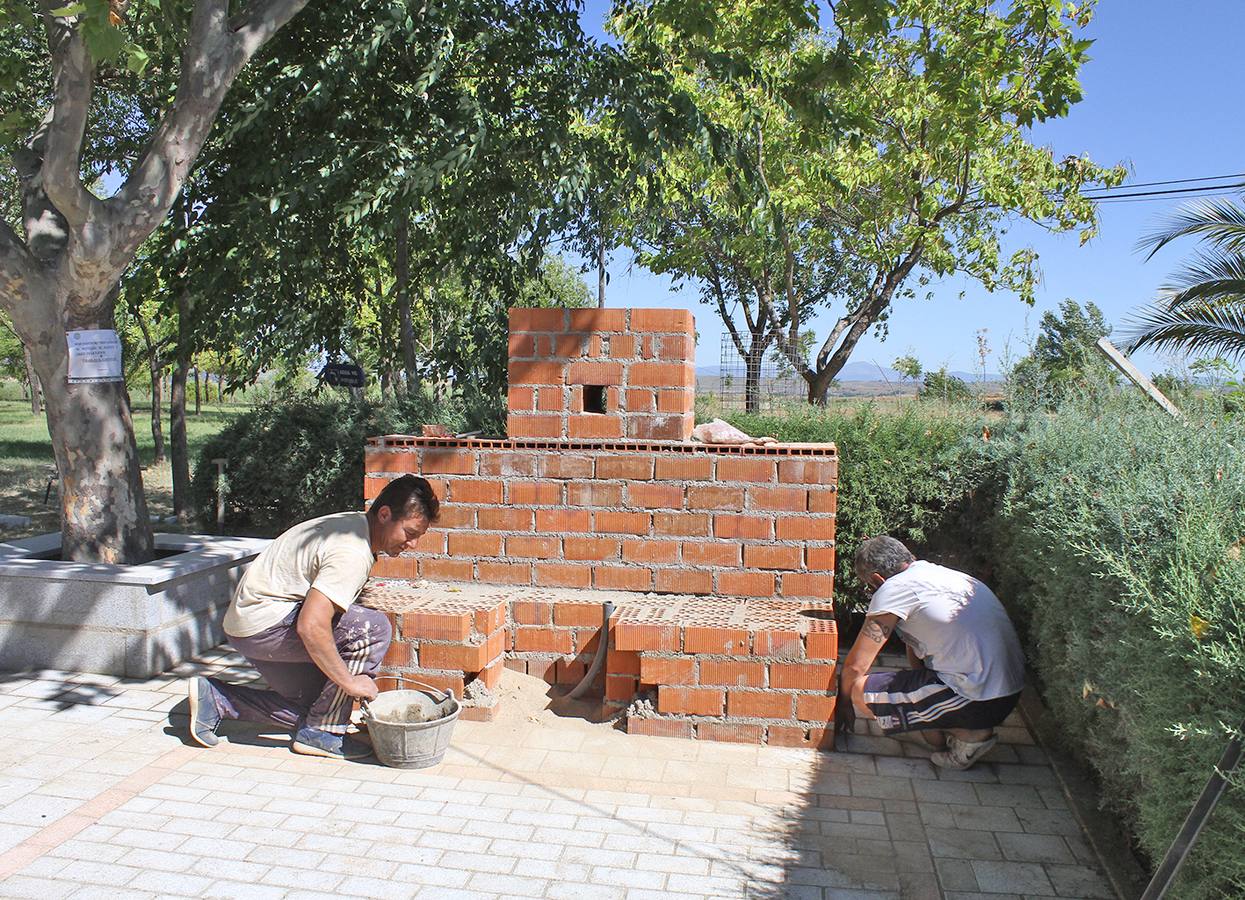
[49,3,87,16]
[82,20,125,62]
[124,44,150,75]
[269,197,281,213]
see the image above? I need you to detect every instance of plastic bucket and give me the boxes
[361,679,460,769]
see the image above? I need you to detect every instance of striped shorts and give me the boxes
[862,667,1020,735]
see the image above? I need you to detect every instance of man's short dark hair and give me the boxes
[854,536,915,580]
[371,475,440,523]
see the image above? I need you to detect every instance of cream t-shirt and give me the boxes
[223,511,376,638]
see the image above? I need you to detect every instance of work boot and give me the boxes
[188,676,222,748]
[931,733,997,770]
[291,726,373,760]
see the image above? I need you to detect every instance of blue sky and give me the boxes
[572,1,1245,376]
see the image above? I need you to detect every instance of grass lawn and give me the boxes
[0,397,249,540]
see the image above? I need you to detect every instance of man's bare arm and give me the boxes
[295,590,378,701]
[840,613,900,719]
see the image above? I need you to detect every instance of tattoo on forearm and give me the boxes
[862,618,892,644]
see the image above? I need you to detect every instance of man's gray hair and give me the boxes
[854,536,916,579]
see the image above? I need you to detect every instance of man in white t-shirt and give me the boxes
[837,536,1025,770]
[187,475,439,760]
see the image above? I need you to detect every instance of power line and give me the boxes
[1080,182,1245,202]
[1083,172,1245,193]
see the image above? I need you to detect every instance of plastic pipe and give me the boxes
[567,601,615,700]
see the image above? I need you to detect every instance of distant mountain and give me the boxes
[695,361,1000,382]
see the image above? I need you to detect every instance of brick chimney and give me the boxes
[506,308,696,441]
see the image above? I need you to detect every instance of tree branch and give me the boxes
[0,219,40,325]
[37,2,102,229]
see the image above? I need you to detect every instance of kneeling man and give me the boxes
[840,536,1024,770]
[188,475,439,759]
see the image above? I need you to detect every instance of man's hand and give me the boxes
[833,682,857,740]
[342,674,378,702]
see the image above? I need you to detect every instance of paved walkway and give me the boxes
[0,649,1115,899]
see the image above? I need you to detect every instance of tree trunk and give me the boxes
[27,304,154,564]
[597,219,606,309]
[22,345,42,414]
[807,369,836,406]
[171,295,194,521]
[149,362,166,464]
[395,214,418,392]
[745,345,763,414]
[193,366,201,414]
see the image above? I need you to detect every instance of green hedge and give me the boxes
[985,395,1245,899]
[192,392,463,533]
[726,401,994,608]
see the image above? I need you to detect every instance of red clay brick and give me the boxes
[504,658,527,674]
[655,569,712,595]
[382,641,412,667]
[607,649,642,676]
[681,541,741,567]
[363,476,387,500]
[622,539,680,564]
[743,545,802,570]
[657,334,694,360]
[754,629,803,658]
[567,481,623,507]
[687,485,745,511]
[365,450,418,474]
[511,600,553,625]
[656,389,694,412]
[770,662,836,691]
[698,722,764,744]
[447,533,502,557]
[477,659,505,690]
[596,455,654,480]
[614,623,680,652]
[783,573,834,598]
[569,308,627,332]
[552,333,590,358]
[630,362,695,387]
[806,546,836,570]
[478,508,533,531]
[563,536,620,561]
[658,685,724,716]
[556,658,588,684]
[594,511,650,535]
[514,627,574,654]
[475,603,507,634]
[534,562,592,588]
[606,675,639,702]
[400,611,470,641]
[699,660,765,687]
[749,487,808,512]
[653,512,711,537]
[371,556,420,579]
[568,360,623,386]
[728,690,793,719]
[718,571,777,598]
[508,334,537,359]
[776,516,832,541]
[796,695,837,722]
[506,535,561,559]
[594,566,654,591]
[421,641,491,672]
[478,452,539,478]
[627,483,684,509]
[539,455,594,479]
[510,308,567,332]
[808,488,837,513]
[767,724,833,748]
[632,309,694,333]
[714,514,773,540]
[804,630,838,660]
[433,506,474,529]
[419,558,474,581]
[684,626,750,655]
[449,480,503,504]
[625,389,656,412]
[569,415,623,439]
[655,456,713,480]
[607,333,637,359]
[508,360,565,385]
[778,459,838,484]
[526,659,557,683]
[477,561,531,585]
[536,386,564,411]
[629,417,691,442]
[628,718,694,739]
[508,385,537,412]
[553,602,607,627]
[536,509,591,532]
[507,415,563,438]
[717,458,777,483]
[420,449,476,475]
[640,657,696,685]
[509,481,562,506]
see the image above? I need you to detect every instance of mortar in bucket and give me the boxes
[361,678,460,769]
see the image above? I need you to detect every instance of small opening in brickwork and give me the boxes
[798,609,836,620]
[600,335,611,356]
[583,384,608,414]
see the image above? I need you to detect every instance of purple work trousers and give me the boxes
[209,603,391,735]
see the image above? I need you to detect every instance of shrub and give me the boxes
[918,367,973,402]
[727,401,993,608]
[985,394,1245,899]
[192,390,463,533]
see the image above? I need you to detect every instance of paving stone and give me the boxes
[928,828,1004,860]
[1045,863,1116,898]
[971,860,1055,894]
[996,832,1076,864]
[973,783,1047,808]
[935,857,980,891]
[1015,807,1084,836]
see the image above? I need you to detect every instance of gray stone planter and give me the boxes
[0,532,269,678]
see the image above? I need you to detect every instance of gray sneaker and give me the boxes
[931,734,997,770]
[188,676,222,748]
[291,726,373,760]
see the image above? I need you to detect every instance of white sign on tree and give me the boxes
[66,330,124,384]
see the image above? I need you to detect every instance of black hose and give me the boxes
[567,601,615,699]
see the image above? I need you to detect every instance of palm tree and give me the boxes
[1125,195,1245,360]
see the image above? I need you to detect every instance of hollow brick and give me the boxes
[657,334,694,360]
[698,660,765,687]
[749,487,808,512]
[631,309,694,333]
[418,558,473,582]
[656,389,694,413]
[511,600,554,626]
[364,450,418,474]
[569,415,624,439]
[556,658,588,685]
[608,334,637,359]
[537,509,590,532]
[477,659,505,690]
[613,623,680,652]
[382,640,412,668]
[563,536,620,561]
[568,308,627,332]
[727,690,793,720]
[684,626,749,655]
[594,566,654,591]
[363,476,387,500]
[606,675,639,702]
[804,631,838,660]
[567,360,623,386]
[478,452,539,478]
[622,539,680,565]
[753,629,803,658]
[596,455,654,480]
[713,514,773,540]
[698,722,764,744]
[680,541,740,567]
[506,535,561,559]
[783,573,834,598]
[539,455,595,479]
[625,389,656,412]
[536,387,564,411]
[687,485,745,511]
[770,662,836,691]
[655,569,712,595]
[743,546,801,570]
[796,695,837,722]
[629,362,695,388]
[509,308,567,332]
[433,506,474,529]
[508,481,562,506]
[553,602,607,627]
[477,561,531,586]
[805,546,836,571]
[628,416,691,442]
[776,516,833,541]
[567,481,623,507]
[478,508,533,532]
[420,641,491,672]
[594,510,651,535]
[399,611,470,641]
[448,533,503,557]
[508,360,566,386]
[449,480,503,504]
[508,334,537,358]
[553,333,590,358]
[778,459,838,484]
[640,657,696,685]
[475,602,507,634]
[767,725,833,749]
[653,512,710,537]
[658,685,724,716]
[370,556,420,579]
[716,458,777,483]
[506,415,563,438]
[808,489,838,513]
[628,718,694,739]
[526,659,557,683]
[606,649,642,676]
[419,449,476,475]
[533,562,592,588]
[627,483,684,509]
[514,627,574,654]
